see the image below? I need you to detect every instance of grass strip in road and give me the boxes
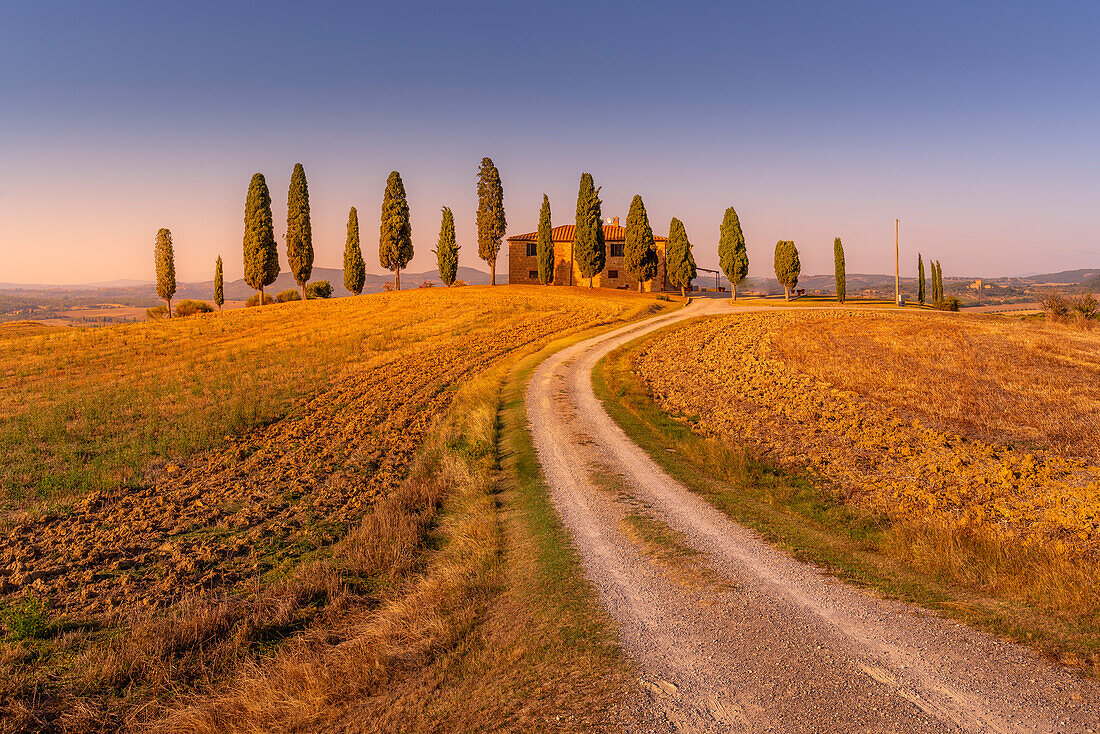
[594,323,1100,676]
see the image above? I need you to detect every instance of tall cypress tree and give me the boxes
[773,240,801,301]
[477,157,506,285]
[154,228,176,318]
[286,163,313,298]
[623,195,658,292]
[834,237,846,304]
[379,171,413,290]
[213,255,224,310]
[918,254,926,305]
[343,206,365,296]
[718,206,748,300]
[434,206,460,286]
[536,194,554,284]
[665,217,696,297]
[573,173,605,287]
[243,173,279,305]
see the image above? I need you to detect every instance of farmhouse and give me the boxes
[507,217,670,291]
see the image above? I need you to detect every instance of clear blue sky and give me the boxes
[2,0,1098,283]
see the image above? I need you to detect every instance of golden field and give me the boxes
[634,310,1099,658]
[0,286,663,732]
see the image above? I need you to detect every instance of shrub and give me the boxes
[175,299,214,317]
[1070,293,1097,325]
[245,293,275,307]
[418,280,436,289]
[943,297,961,312]
[655,294,671,302]
[145,305,168,320]
[1,595,50,640]
[453,280,468,287]
[1040,293,1072,323]
[275,289,301,303]
[305,281,333,299]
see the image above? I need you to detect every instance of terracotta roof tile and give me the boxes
[507,224,667,243]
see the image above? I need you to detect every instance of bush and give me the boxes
[305,281,333,299]
[145,305,168,320]
[1040,293,1072,323]
[1070,293,1097,324]
[418,280,436,289]
[175,299,214,317]
[275,289,301,303]
[1,595,50,640]
[453,280,467,287]
[245,293,275,307]
[655,293,671,302]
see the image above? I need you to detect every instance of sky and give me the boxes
[1,0,1098,284]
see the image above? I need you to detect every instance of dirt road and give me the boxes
[526,298,1100,733]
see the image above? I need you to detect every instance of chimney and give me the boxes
[612,216,620,227]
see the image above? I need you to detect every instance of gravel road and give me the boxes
[526,297,1100,733]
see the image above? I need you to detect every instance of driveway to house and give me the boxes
[526,296,1099,733]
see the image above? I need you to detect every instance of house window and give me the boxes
[609,242,624,257]
[608,270,619,279]
[525,242,537,256]
[529,270,538,279]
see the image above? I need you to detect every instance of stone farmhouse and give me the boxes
[506,217,670,291]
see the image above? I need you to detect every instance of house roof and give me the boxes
[507,224,667,243]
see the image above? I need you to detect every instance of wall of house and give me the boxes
[508,240,669,291]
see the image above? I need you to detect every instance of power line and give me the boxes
[905,221,1100,257]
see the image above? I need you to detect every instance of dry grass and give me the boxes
[0,286,671,732]
[620,310,1100,671]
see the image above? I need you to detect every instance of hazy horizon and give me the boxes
[2,1,1098,285]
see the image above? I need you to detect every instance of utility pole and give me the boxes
[895,218,900,306]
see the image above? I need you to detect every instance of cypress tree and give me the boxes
[343,207,365,296]
[379,171,413,290]
[213,255,224,311]
[476,157,506,285]
[154,228,176,318]
[918,254,926,305]
[286,163,313,298]
[623,195,658,292]
[536,194,554,284]
[243,173,279,305]
[773,240,801,301]
[834,237,846,304]
[434,206,460,286]
[665,217,696,297]
[573,173,605,287]
[718,206,748,299]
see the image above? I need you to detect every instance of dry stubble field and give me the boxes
[634,309,1100,667]
[0,286,662,732]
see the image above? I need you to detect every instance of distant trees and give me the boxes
[154,228,176,318]
[243,173,280,306]
[773,240,800,300]
[718,206,748,299]
[833,237,846,304]
[537,195,554,284]
[343,207,365,296]
[434,206,459,286]
[918,254,926,305]
[574,173,605,287]
[477,157,506,285]
[286,163,313,299]
[665,217,696,297]
[213,256,224,310]
[379,171,413,290]
[623,195,657,292]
